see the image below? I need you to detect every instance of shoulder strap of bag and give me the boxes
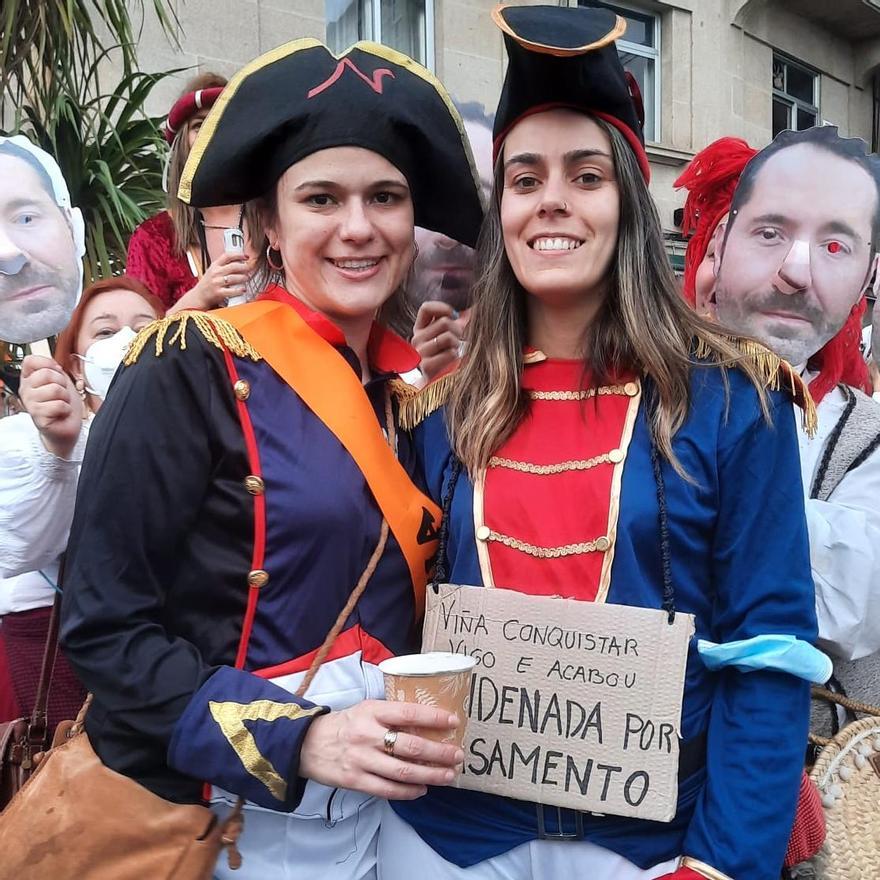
[26,591,63,752]
[221,390,395,869]
[809,683,880,748]
[293,387,395,698]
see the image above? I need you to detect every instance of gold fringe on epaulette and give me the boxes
[393,372,458,430]
[693,335,818,438]
[123,311,262,366]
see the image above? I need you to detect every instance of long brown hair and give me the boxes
[447,115,771,477]
[166,73,262,258]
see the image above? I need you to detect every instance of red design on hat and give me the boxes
[307,59,395,99]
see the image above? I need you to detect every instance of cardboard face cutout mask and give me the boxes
[713,125,879,367]
[0,136,86,344]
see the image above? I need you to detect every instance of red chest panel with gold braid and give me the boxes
[476,354,640,602]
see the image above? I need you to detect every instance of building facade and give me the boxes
[135,0,880,253]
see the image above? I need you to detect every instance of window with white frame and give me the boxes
[772,54,818,137]
[325,0,434,69]
[577,0,660,143]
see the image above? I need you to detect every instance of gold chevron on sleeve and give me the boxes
[209,699,322,801]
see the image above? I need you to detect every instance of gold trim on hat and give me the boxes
[178,38,484,215]
[491,4,627,58]
[355,41,485,212]
[179,38,324,204]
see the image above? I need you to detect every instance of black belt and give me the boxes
[535,733,707,840]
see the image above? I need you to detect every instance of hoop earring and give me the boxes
[266,245,283,272]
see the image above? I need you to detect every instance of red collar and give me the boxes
[257,285,419,375]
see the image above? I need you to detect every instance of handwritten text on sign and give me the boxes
[422,584,694,821]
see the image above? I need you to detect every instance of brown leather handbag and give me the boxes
[0,599,60,807]
[0,502,392,880]
[0,599,243,880]
[0,697,243,880]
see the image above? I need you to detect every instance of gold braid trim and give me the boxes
[489,452,616,474]
[123,311,262,366]
[693,335,818,438]
[394,371,458,430]
[679,857,734,880]
[479,528,610,558]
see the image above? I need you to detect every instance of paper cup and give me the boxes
[379,652,476,747]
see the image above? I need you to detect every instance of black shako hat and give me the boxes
[491,4,650,182]
[178,39,484,247]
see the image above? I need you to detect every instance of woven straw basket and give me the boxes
[794,711,880,879]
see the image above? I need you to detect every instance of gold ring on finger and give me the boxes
[383,729,398,756]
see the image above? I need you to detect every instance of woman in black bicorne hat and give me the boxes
[383,6,827,880]
[60,38,482,879]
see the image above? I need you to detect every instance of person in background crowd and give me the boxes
[125,73,259,312]
[0,136,85,344]
[60,40,483,880]
[0,276,162,733]
[680,129,880,730]
[382,7,825,880]
[0,136,86,590]
[409,101,494,382]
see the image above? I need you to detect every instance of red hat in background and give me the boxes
[674,137,757,306]
[164,86,224,144]
[676,136,871,404]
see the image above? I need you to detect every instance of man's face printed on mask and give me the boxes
[713,136,878,366]
[0,148,80,344]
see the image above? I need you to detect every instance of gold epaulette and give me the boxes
[694,334,818,438]
[123,311,262,366]
[391,370,458,430]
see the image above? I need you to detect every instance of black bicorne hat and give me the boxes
[492,4,650,181]
[178,39,484,247]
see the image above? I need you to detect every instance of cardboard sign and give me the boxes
[422,584,695,822]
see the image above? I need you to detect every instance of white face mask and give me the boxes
[76,326,137,400]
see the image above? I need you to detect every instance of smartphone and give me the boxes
[223,227,245,255]
[223,227,247,305]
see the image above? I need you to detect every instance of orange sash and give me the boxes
[219,299,439,616]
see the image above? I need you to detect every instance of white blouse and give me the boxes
[0,412,90,614]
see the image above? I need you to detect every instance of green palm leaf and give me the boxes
[2,2,185,284]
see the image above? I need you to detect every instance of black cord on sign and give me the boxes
[649,431,675,623]
[431,455,462,592]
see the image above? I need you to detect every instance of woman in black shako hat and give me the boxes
[383,6,827,880]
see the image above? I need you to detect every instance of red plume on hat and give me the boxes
[674,137,757,306]
[808,297,871,403]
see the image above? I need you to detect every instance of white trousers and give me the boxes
[377,802,678,880]
[212,791,381,880]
